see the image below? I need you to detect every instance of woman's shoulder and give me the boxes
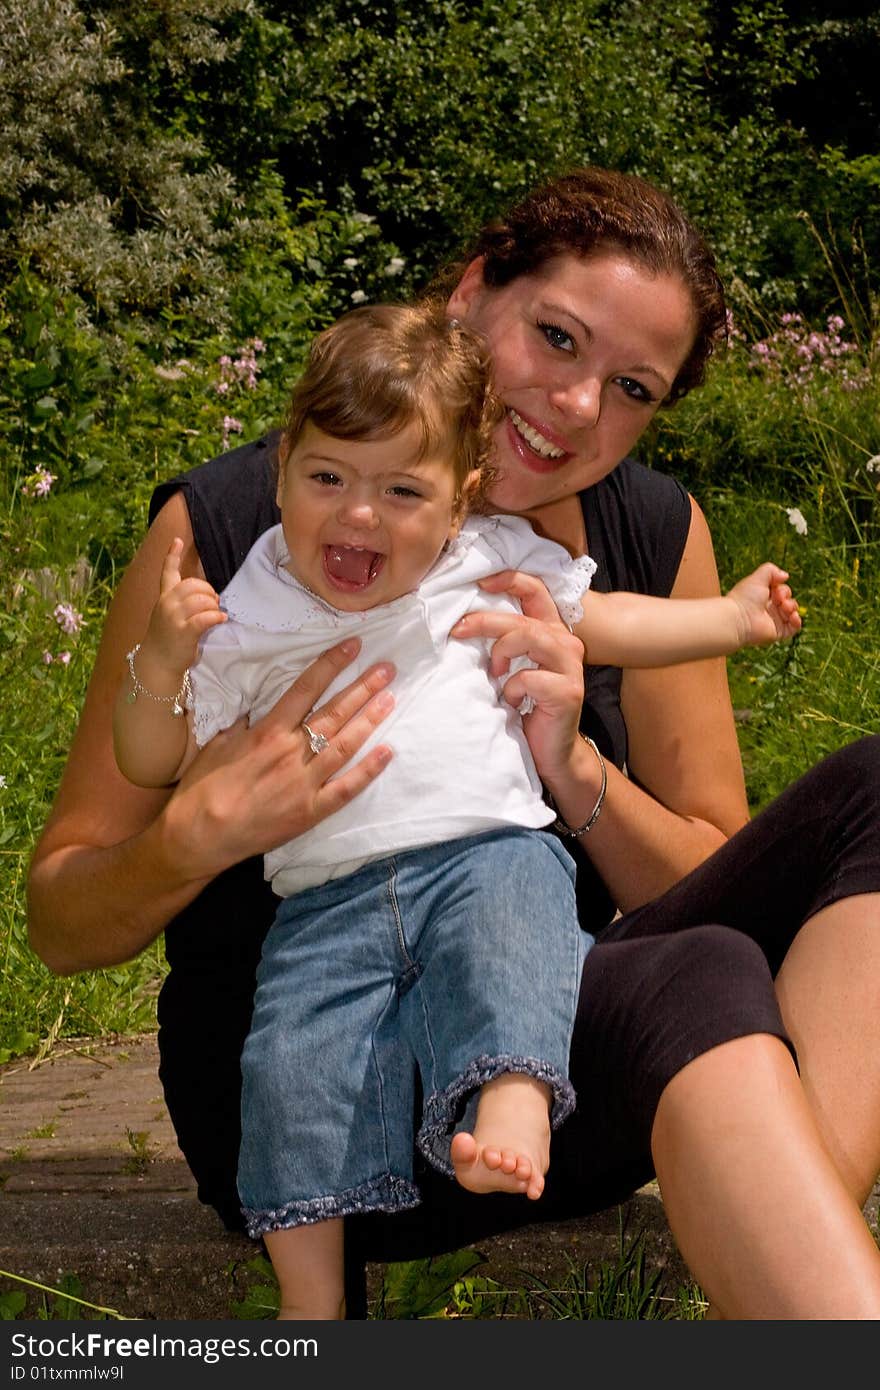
[149,432,282,592]
[585,457,692,598]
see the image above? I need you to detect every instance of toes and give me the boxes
[450,1132,478,1168]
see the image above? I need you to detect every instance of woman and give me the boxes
[27,168,880,1318]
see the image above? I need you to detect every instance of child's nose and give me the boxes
[339,496,380,529]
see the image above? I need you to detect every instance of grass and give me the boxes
[1,1229,707,1321]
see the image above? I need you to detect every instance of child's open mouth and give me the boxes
[323,544,386,592]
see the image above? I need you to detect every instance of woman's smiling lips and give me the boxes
[504,408,572,473]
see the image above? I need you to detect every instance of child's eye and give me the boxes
[538,320,574,353]
[387,485,421,499]
[312,471,342,486]
[615,376,656,405]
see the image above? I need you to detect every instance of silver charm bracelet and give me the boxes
[547,734,608,838]
[126,643,192,717]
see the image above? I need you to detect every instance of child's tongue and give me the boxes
[324,545,379,586]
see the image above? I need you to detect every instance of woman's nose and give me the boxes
[549,373,602,427]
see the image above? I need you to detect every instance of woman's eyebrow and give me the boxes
[543,301,593,344]
[625,361,671,390]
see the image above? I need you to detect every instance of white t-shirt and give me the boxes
[190,514,596,895]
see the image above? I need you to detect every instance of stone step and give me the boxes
[0,1033,686,1318]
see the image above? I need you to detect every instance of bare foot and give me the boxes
[450,1072,551,1200]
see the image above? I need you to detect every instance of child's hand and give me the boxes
[142,537,227,673]
[727,563,802,647]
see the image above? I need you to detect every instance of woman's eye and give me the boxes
[616,376,655,404]
[538,320,574,353]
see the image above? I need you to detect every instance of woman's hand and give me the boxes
[450,568,585,785]
[162,640,396,883]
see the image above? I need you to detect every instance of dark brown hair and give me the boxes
[433,167,727,402]
[281,300,501,514]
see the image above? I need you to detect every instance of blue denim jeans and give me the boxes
[238,827,588,1238]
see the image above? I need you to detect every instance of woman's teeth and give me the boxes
[508,408,565,459]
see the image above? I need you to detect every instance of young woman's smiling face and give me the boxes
[447,251,697,515]
[276,421,463,612]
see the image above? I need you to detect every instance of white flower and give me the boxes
[383,256,406,277]
[785,507,808,536]
[343,257,360,269]
[0,775,6,788]
[351,290,368,304]
[865,454,880,473]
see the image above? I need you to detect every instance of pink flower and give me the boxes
[53,603,83,635]
[41,650,54,664]
[22,467,57,499]
[221,415,244,451]
[56,650,72,666]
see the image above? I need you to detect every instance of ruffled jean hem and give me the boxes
[416,1052,576,1178]
[242,1172,421,1239]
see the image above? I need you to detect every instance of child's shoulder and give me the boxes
[460,513,572,566]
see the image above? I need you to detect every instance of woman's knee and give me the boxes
[653,922,771,987]
[810,734,880,818]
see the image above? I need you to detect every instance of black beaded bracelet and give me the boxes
[547,734,608,838]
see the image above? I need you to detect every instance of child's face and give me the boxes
[276,421,465,611]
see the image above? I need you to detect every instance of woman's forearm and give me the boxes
[547,744,731,912]
[27,808,213,974]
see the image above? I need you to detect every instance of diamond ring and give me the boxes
[302,720,329,756]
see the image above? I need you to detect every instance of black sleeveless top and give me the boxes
[149,434,691,960]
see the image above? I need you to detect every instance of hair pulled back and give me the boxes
[439,167,727,402]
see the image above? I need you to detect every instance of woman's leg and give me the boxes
[607,736,880,1316]
[652,1033,880,1319]
[775,895,880,1206]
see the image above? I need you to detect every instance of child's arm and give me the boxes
[573,562,801,668]
[112,538,227,786]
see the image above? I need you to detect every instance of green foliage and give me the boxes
[0,1,249,333]
[227,1255,281,1319]
[642,293,880,809]
[371,1248,484,1320]
[5,0,880,343]
[0,265,113,485]
[520,1233,691,1320]
[189,0,862,313]
[0,1271,119,1320]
